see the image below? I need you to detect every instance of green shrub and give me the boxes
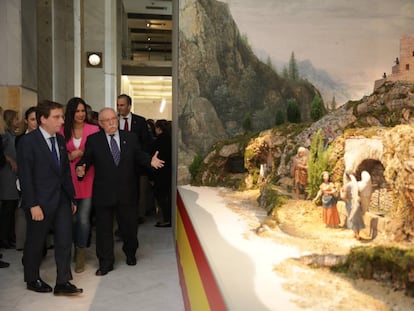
[331,246,414,296]
[306,129,331,198]
[189,154,203,180]
[260,184,287,215]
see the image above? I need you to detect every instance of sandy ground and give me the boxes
[219,189,414,311]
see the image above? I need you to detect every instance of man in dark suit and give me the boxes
[117,94,154,224]
[76,108,163,276]
[17,100,82,295]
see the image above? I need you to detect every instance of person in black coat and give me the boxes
[76,108,164,276]
[152,120,172,227]
[0,134,10,268]
[117,94,154,224]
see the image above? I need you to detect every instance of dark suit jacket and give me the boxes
[17,129,75,212]
[77,130,151,207]
[130,113,152,154]
[151,132,172,190]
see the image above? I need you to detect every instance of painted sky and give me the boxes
[221,0,414,100]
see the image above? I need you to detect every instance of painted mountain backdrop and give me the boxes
[178,0,322,183]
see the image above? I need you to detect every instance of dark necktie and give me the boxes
[110,134,120,165]
[123,118,129,131]
[49,136,60,167]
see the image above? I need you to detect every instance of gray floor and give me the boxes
[0,218,185,311]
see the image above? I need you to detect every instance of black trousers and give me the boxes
[154,186,172,224]
[0,199,17,244]
[95,202,138,269]
[23,196,73,284]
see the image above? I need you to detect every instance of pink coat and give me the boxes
[60,123,100,199]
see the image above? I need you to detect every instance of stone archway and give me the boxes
[344,138,393,216]
[355,159,393,216]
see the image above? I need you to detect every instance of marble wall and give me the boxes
[0,0,37,114]
[0,0,121,114]
[83,0,120,111]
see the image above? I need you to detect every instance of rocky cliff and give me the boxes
[195,81,414,239]
[178,0,321,183]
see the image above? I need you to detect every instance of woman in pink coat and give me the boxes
[61,97,99,272]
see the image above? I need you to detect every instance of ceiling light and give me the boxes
[160,98,166,113]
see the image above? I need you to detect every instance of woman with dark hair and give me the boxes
[60,97,99,272]
[0,109,20,249]
[15,106,38,147]
[152,119,172,227]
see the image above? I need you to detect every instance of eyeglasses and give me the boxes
[99,117,118,123]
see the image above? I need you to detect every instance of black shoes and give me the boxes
[126,256,137,266]
[155,222,171,228]
[0,240,14,249]
[27,279,53,293]
[0,259,10,268]
[53,282,83,296]
[95,267,113,276]
[27,279,82,296]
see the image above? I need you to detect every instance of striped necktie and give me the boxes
[110,134,120,165]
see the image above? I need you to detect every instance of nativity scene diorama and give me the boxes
[178,0,414,301]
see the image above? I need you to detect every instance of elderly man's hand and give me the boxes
[151,151,165,169]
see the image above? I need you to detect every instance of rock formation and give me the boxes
[195,80,414,239]
[178,0,321,183]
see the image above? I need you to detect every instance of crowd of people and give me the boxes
[0,94,172,296]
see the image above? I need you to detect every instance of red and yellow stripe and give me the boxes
[176,192,227,311]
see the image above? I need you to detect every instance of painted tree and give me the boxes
[330,96,337,111]
[286,98,301,123]
[310,94,324,121]
[266,56,276,72]
[288,51,299,81]
[242,113,252,133]
[281,66,289,79]
[275,110,284,125]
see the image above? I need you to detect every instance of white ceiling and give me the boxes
[121,0,173,120]
[121,75,172,121]
[123,0,172,15]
